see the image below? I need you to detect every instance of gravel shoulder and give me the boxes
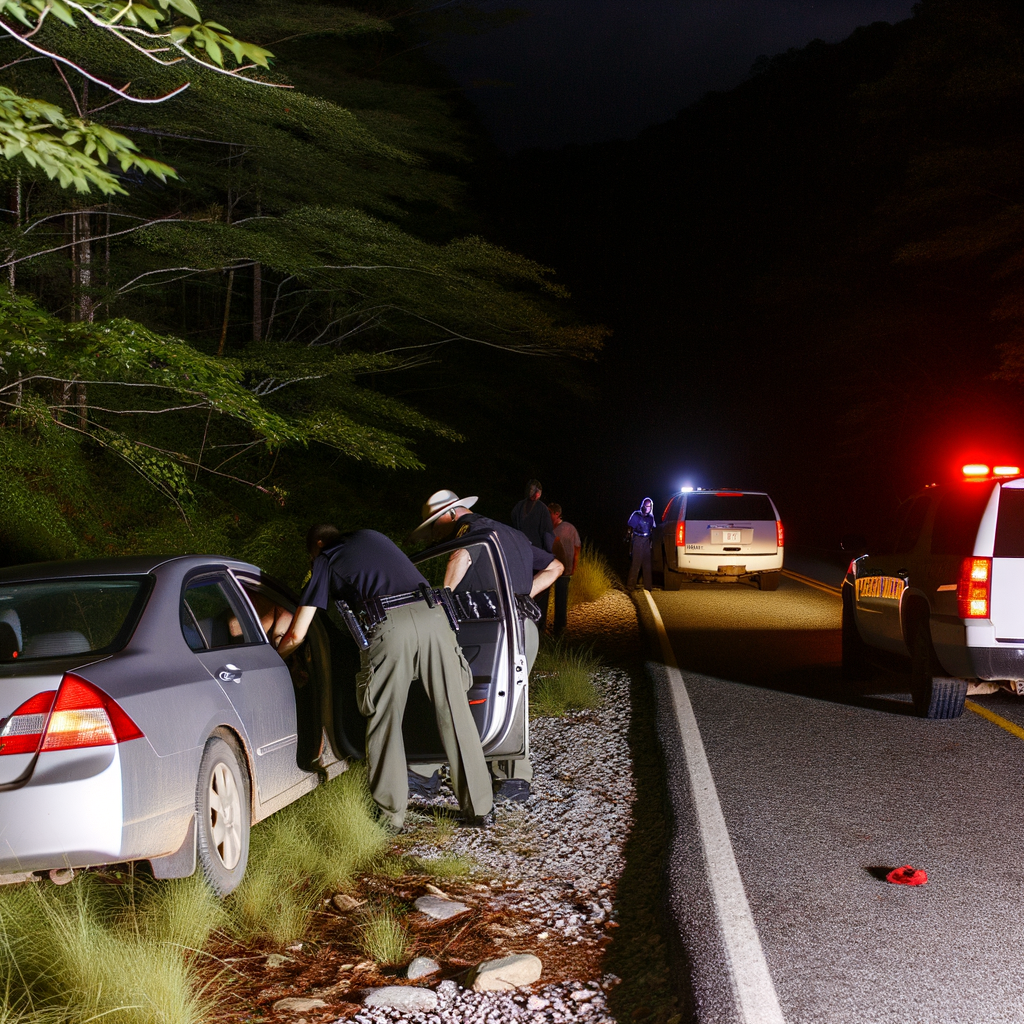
[211,588,684,1024]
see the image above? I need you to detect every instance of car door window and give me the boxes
[181,575,260,652]
[932,486,995,556]
[893,496,930,554]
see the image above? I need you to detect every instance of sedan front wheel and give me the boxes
[196,733,250,896]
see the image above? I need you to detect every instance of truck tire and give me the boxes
[909,615,967,719]
[664,558,683,591]
[841,587,871,682]
[196,733,251,896]
[758,572,780,591]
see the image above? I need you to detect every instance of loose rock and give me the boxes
[264,953,289,969]
[406,956,440,980]
[362,986,438,1011]
[470,953,543,992]
[332,893,365,912]
[272,997,326,1013]
[414,895,469,920]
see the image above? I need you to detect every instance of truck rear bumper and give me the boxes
[969,646,1024,682]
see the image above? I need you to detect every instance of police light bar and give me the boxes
[962,463,1021,480]
[680,486,694,492]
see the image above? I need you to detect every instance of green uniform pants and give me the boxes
[412,617,538,786]
[357,602,492,828]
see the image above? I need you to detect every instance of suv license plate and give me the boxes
[723,531,741,543]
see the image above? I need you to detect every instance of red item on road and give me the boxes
[886,865,928,886]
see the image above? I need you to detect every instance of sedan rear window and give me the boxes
[0,577,148,662]
[684,494,776,521]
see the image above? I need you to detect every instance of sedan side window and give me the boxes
[181,575,259,652]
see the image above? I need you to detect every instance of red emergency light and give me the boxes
[962,463,1021,480]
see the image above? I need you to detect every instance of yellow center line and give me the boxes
[965,699,1024,743]
[781,569,842,597]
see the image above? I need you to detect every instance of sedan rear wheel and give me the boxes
[196,733,250,896]
[909,615,967,719]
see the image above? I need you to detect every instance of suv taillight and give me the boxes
[958,557,992,619]
[676,521,685,547]
[776,521,784,549]
[0,674,143,756]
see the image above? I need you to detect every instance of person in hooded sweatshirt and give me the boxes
[627,497,656,591]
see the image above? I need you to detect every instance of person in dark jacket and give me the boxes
[627,497,656,591]
[277,525,492,828]
[511,479,555,625]
[411,489,563,802]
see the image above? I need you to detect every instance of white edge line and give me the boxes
[643,590,787,1024]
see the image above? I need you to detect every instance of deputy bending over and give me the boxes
[278,524,492,828]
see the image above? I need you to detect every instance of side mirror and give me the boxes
[840,533,868,555]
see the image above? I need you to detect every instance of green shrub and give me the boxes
[568,542,616,607]
[530,639,602,717]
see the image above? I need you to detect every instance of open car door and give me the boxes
[409,532,529,767]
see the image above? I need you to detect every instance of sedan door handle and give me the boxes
[217,664,242,683]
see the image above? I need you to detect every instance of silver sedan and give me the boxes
[0,535,530,895]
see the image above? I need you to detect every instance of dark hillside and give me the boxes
[479,0,1024,550]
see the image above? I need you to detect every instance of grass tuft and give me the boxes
[226,763,391,946]
[411,853,473,878]
[358,908,410,965]
[568,542,616,607]
[530,638,602,717]
[0,871,218,1024]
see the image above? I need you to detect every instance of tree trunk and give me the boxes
[78,211,93,323]
[217,268,235,356]
[76,381,87,430]
[8,173,20,291]
[253,262,262,343]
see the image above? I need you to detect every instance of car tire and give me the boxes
[664,561,683,591]
[196,733,251,896]
[909,615,967,719]
[758,572,780,591]
[841,587,871,682]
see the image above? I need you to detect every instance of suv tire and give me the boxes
[841,587,871,682]
[909,616,967,719]
[196,733,251,896]
[758,572,780,591]
[664,562,683,591]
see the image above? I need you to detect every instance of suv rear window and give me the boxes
[995,489,1024,557]
[0,577,149,662]
[684,493,775,521]
[931,485,995,556]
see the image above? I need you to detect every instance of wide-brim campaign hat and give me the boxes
[411,489,478,541]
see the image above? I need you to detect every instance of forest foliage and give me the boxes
[0,0,605,575]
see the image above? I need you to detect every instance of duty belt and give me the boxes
[336,583,459,650]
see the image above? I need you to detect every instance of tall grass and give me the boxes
[226,763,391,946]
[530,639,602,717]
[568,542,616,607]
[0,871,223,1024]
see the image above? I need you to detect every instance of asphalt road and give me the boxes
[644,572,1024,1024]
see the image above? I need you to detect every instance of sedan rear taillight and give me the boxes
[0,674,142,757]
[958,557,992,619]
[676,521,685,547]
[0,690,56,755]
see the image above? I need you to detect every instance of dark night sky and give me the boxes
[435,0,917,151]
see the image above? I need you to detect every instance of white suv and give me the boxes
[843,465,1024,719]
[653,489,784,591]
